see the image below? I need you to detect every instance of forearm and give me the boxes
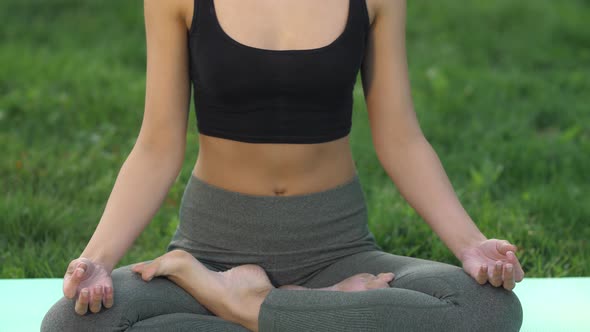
[80,144,184,271]
[376,136,487,260]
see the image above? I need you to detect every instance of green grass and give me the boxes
[1,0,588,278]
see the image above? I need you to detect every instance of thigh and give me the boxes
[299,250,523,331]
[128,313,250,331]
[41,264,218,332]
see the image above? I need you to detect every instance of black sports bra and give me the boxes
[188,0,369,144]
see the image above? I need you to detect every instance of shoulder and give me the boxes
[369,0,406,24]
[144,0,193,30]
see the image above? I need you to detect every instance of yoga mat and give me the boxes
[1,277,589,331]
[512,277,590,332]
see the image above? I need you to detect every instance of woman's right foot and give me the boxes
[132,250,273,332]
[132,250,394,331]
[279,272,395,292]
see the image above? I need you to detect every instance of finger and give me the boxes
[103,285,114,309]
[489,261,503,287]
[476,264,488,285]
[506,251,526,282]
[75,288,90,316]
[89,285,103,313]
[503,264,516,291]
[498,241,518,255]
[64,260,77,277]
[506,251,521,264]
[73,263,87,281]
[64,263,87,299]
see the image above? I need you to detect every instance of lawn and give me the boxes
[1,0,588,278]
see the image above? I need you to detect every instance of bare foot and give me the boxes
[279,272,395,292]
[132,250,273,332]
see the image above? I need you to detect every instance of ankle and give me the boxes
[225,286,272,332]
[242,287,272,332]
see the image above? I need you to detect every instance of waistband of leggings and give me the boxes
[175,170,372,249]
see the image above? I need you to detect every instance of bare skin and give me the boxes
[131,250,395,332]
[183,0,377,197]
[185,0,379,197]
[63,0,524,320]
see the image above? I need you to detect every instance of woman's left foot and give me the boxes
[132,250,273,332]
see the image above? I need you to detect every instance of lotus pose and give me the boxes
[42,0,524,331]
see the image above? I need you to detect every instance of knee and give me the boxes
[41,267,141,332]
[405,265,523,332]
[41,295,128,332]
[473,283,523,331]
[40,269,134,332]
[40,297,79,332]
[391,260,523,331]
[451,269,523,332]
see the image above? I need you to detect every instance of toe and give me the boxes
[377,272,395,282]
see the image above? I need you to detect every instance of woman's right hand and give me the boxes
[62,257,114,315]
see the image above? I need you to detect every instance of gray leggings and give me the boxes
[42,172,523,331]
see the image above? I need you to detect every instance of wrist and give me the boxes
[79,251,116,272]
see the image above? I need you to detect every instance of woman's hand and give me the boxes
[459,239,525,291]
[62,257,114,315]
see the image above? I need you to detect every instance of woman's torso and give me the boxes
[181,0,377,196]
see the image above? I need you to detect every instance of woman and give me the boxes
[42,0,524,331]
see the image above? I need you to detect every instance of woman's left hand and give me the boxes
[459,238,525,291]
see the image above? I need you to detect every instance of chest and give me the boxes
[188,0,369,103]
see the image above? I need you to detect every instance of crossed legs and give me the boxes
[42,249,523,331]
[131,249,523,332]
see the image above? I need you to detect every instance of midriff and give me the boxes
[192,133,357,196]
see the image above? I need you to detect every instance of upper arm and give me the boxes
[136,0,191,156]
[360,0,423,156]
